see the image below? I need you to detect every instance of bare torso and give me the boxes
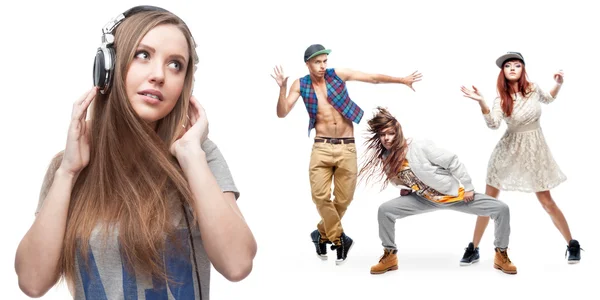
[312,81,354,138]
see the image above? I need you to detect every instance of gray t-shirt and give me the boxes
[36,138,239,300]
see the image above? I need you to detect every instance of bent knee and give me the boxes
[378,202,397,220]
[378,203,390,216]
[312,191,332,204]
[499,201,510,215]
[491,200,510,217]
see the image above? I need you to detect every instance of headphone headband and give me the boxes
[93,5,197,94]
[101,6,169,44]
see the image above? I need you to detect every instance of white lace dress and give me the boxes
[483,83,566,192]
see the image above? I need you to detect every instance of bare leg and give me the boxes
[535,190,573,243]
[472,185,500,247]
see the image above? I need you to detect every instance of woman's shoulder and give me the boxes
[44,151,64,174]
[37,150,66,212]
[408,137,433,148]
[405,138,432,156]
[201,138,218,153]
[200,138,234,167]
[527,82,539,93]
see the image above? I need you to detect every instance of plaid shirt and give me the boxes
[299,68,364,136]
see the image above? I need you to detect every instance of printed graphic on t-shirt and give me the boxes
[395,160,464,203]
[76,228,198,300]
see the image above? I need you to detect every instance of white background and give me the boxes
[1,0,598,299]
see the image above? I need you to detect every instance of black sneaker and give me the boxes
[565,239,582,264]
[331,233,354,265]
[460,242,480,266]
[310,229,328,260]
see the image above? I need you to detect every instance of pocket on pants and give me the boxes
[345,144,356,154]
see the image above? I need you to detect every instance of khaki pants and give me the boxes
[309,140,357,246]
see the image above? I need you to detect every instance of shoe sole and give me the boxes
[370,265,398,274]
[494,263,517,274]
[459,258,479,266]
[568,260,580,264]
[335,240,355,266]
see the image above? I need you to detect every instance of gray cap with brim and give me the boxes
[496,52,525,68]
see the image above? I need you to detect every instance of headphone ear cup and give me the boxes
[93,46,115,94]
[93,48,105,88]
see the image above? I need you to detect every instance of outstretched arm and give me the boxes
[461,85,503,129]
[272,65,301,118]
[334,68,422,91]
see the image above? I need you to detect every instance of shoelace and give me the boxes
[463,247,475,258]
[331,242,345,255]
[379,251,392,263]
[565,246,584,258]
[499,250,512,263]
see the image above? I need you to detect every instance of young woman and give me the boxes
[358,107,517,275]
[460,51,581,265]
[14,6,256,299]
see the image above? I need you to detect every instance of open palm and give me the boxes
[59,87,97,175]
[460,85,484,102]
[403,70,423,92]
[270,65,289,87]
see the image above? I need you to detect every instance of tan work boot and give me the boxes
[494,248,517,274]
[370,248,398,274]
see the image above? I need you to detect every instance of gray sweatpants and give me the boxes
[378,192,510,249]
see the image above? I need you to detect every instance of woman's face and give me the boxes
[379,126,396,150]
[125,23,189,127]
[503,59,523,82]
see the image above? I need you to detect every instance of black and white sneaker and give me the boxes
[460,242,480,266]
[566,239,583,264]
[331,233,354,265]
[310,229,328,260]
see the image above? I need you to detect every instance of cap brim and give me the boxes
[306,49,331,61]
[496,53,524,68]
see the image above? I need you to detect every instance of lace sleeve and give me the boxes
[534,83,557,104]
[482,96,504,129]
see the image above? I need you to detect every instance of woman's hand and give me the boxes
[58,87,97,176]
[461,85,484,102]
[170,96,209,158]
[554,69,564,85]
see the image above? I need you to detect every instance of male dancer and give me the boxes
[271,44,422,264]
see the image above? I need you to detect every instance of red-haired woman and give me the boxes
[460,52,581,265]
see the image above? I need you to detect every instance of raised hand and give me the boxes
[554,69,564,84]
[59,87,97,176]
[402,70,423,92]
[460,85,484,102]
[270,65,289,87]
[170,95,209,157]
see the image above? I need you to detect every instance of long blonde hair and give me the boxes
[56,9,199,284]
